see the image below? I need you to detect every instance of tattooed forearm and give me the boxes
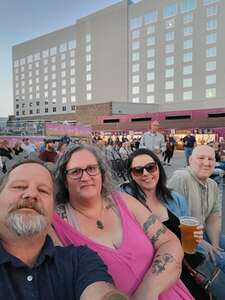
[102,291,129,300]
[150,224,167,245]
[151,253,174,275]
[143,214,157,233]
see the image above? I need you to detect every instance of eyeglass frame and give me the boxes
[130,162,158,177]
[65,164,100,180]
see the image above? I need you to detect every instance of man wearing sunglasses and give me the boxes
[139,120,166,156]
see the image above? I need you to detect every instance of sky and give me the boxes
[0,0,120,117]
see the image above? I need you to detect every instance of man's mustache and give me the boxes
[10,199,44,215]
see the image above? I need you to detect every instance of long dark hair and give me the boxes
[126,148,172,203]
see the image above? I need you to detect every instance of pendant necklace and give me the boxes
[72,202,105,230]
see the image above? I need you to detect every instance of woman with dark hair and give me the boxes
[51,143,194,300]
[121,148,208,300]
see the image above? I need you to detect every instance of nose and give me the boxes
[80,169,91,180]
[22,186,39,201]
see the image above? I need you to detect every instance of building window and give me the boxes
[165,19,175,29]
[53,107,57,112]
[44,108,48,113]
[146,25,155,35]
[130,16,142,30]
[183,13,193,24]
[165,68,174,78]
[62,97,67,103]
[165,56,174,66]
[206,33,217,44]
[183,39,193,49]
[165,31,175,41]
[206,5,217,16]
[146,95,155,103]
[87,93,92,101]
[71,86,76,94]
[206,74,216,84]
[62,106,67,111]
[50,47,57,56]
[184,26,193,36]
[147,48,155,58]
[86,83,92,91]
[147,72,155,81]
[70,77,75,85]
[183,78,192,87]
[206,47,216,57]
[180,0,197,13]
[132,63,140,72]
[147,60,155,70]
[86,73,92,81]
[146,36,155,46]
[165,93,174,102]
[147,83,154,92]
[132,30,140,39]
[206,88,216,97]
[132,97,140,103]
[206,60,216,71]
[132,52,140,61]
[163,3,177,19]
[132,75,140,84]
[71,95,76,102]
[183,52,193,62]
[86,33,91,43]
[36,109,40,114]
[29,110,33,114]
[207,19,217,30]
[165,43,174,54]
[165,81,174,90]
[203,0,219,6]
[132,41,140,50]
[183,91,192,100]
[68,40,76,49]
[86,44,91,52]
[132,86,139,95]
[144,11,158,25]
[183,65,192,75]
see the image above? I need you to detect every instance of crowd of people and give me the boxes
[0,121,225,299]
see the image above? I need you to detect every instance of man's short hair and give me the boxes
[0,160,55,193]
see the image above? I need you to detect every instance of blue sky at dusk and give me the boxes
[0,0,120,117]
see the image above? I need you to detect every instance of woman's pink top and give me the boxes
[53,192,193,299]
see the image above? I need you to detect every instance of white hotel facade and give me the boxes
[12,0,225,119]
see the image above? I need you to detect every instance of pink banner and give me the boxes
[45,123,91,137]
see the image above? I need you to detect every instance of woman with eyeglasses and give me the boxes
[121,148,209,300]
[51,143,194,300]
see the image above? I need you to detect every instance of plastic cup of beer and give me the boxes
[179,216,200,254]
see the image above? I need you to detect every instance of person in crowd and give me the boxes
[12,140,26,156]
[61,134,71,145]
[182,131,196,166]
[120,148,211,299]
[38,138,47,153]
[39,140,58,163]
[57,141,68,158]
[163,135,176,166]
[168,145,225,271]
[0,160,127,300]
[0,139,13,160]
[52,143,194,300]
[139,120,166,156]
[21,138,36,155]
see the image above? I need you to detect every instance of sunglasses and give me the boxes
[130,162,157,177]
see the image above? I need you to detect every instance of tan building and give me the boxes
[12,0,225,121]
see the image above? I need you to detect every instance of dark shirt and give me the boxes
[183,135,196,148]
[0,148,13,159]
[0,236,113,300]
[39,150,58,163]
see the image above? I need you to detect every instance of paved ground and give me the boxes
[164,151,225,234]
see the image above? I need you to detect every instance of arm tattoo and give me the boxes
[150,224,167,246]
[152,253,174,275]
[143,214,157,233]
[102,291,128,300]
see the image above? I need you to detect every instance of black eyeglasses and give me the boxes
[65,164,100,180]
[130,162,157,177]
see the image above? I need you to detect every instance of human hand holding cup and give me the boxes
[179,216,201,254]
